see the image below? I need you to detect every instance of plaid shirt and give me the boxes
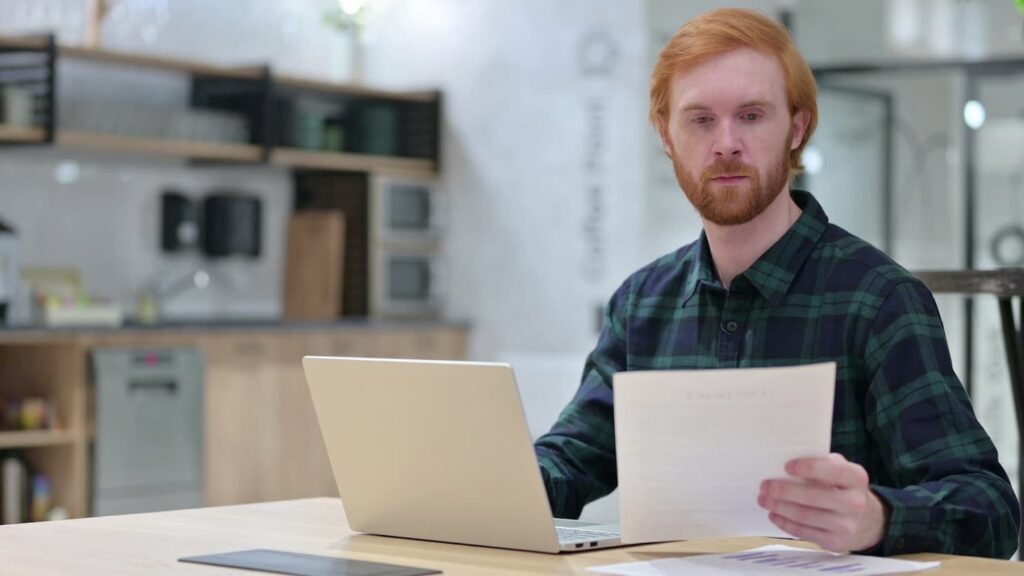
[535,190,1020,559]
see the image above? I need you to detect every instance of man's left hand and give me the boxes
[758,453,889,553]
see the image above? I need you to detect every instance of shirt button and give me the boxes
[722,320,739,334]
[895,537,906,550]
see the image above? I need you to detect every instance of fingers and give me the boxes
[760,479,864,513]
[759,491,862,533]
[760,455,881,553]
[767,512,851,553]
[759,492,833,526]
[785,453,869,488]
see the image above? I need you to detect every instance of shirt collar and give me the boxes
[682,190,829,307]
[681,230,717,307]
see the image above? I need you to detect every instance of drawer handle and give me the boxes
[128,379,179,394]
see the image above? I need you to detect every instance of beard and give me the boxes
[673,132,793,226]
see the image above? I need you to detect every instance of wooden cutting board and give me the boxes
[283,211,345,319]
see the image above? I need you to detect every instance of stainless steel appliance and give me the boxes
[370,244,447,319]
[369,175,446,318]
[371,174,445,244]
[91,348,204,516]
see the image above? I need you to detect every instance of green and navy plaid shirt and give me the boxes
[535,190,1019,559]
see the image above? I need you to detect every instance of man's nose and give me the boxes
[712,120,742,158]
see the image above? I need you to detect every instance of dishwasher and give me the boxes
[91,348,204,516]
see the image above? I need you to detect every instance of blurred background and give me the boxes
[0,0,1022,528]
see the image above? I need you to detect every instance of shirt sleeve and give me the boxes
[862,280,1020,558]
[533,281,630,519]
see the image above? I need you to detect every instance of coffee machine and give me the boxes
[0,217,19,325]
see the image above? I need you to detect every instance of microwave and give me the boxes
[370,174,445,245]
[370,244,446,319]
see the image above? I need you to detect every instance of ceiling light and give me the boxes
[964,100,986,130]
[338,0,367,16]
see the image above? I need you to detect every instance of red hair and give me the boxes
[650,8,817,174]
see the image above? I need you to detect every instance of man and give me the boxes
[534,8,1020,558]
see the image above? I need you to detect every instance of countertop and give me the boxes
[0,498,1017,576]
[0,317,470,344]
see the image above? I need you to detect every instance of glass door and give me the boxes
[797,85,892,253]
[969,69,1024,499]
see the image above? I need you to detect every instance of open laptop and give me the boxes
[302,356,622,553]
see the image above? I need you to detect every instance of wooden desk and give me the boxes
[0,498,1020,575]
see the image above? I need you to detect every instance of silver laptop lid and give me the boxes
[303,356,563,553]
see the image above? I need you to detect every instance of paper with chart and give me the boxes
[614,362,836,543]
[588,544,940,576]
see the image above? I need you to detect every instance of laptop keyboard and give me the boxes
[555,526,620,543]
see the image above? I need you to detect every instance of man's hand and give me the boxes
[758,453,889,553]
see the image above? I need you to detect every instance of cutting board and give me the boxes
[283,211,345,320]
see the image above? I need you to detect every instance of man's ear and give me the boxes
[790,109,810,151]
[655,115,674,158]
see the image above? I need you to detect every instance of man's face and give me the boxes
[657,48,808,226]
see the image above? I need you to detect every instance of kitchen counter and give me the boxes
[0,321,469,515]
[0,317,470,342]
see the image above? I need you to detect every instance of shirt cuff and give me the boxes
[867,484,935,556]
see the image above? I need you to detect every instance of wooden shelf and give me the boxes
[0,130,437,174]
[274,75,438,103]
[0,429,77,450]
[0,36,50,50]
[0,35,440,174]
[0,125,47,143]
[270,147,437,177]
[55,131,263,162]
[0,344,89,519]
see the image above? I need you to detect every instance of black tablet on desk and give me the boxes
[179,549,441,576]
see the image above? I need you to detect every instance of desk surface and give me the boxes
[0,498,1020,575]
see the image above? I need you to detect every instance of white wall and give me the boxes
[361,0,649,360]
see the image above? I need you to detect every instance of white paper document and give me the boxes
[588,544,940,575]
[614,362,836,543]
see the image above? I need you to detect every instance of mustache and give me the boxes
[703,160,756,180]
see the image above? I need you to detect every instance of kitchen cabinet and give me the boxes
[0,343,88,519]
[0,322,467,519]
[203,332,351,505]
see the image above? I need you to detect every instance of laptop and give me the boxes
[302,356,622,553]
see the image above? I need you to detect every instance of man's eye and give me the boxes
[741,112,762,121]
[693,116,714,125]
